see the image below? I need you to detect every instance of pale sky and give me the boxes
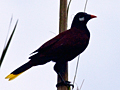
[0,0,120,90]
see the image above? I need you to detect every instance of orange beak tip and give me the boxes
[91,15,97,18]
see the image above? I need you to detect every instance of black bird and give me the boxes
[5,12,96,87]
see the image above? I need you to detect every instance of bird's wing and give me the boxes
[30,30,69,54]
[47,28,90,55]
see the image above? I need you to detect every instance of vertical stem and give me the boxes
[59,0,67,33]
[57,0,68,90]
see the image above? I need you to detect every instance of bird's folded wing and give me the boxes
[30,30,69,54]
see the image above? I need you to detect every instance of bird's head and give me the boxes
[71,12,97,28]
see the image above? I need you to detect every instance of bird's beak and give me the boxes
[90,15,97,18]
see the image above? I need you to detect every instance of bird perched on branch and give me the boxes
[5,12,96,87]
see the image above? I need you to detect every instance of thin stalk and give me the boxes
[0,20,18,67]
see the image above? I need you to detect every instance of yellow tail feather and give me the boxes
[5,72,23,81]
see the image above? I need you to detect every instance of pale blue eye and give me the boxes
[79,17,84,21]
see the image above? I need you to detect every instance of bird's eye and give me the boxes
[79,17,84,21]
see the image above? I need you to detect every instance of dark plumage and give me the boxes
[5,12,96,86]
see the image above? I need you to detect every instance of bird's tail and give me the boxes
[5,62,32,81]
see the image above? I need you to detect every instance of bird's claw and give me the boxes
[56,81,74,88]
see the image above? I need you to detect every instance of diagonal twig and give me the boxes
[0,20,18,68]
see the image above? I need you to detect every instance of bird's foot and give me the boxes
[56,81,74,88]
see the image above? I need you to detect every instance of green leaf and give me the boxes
[0,20,18,68]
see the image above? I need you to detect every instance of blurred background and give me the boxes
[0,0,120,90]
